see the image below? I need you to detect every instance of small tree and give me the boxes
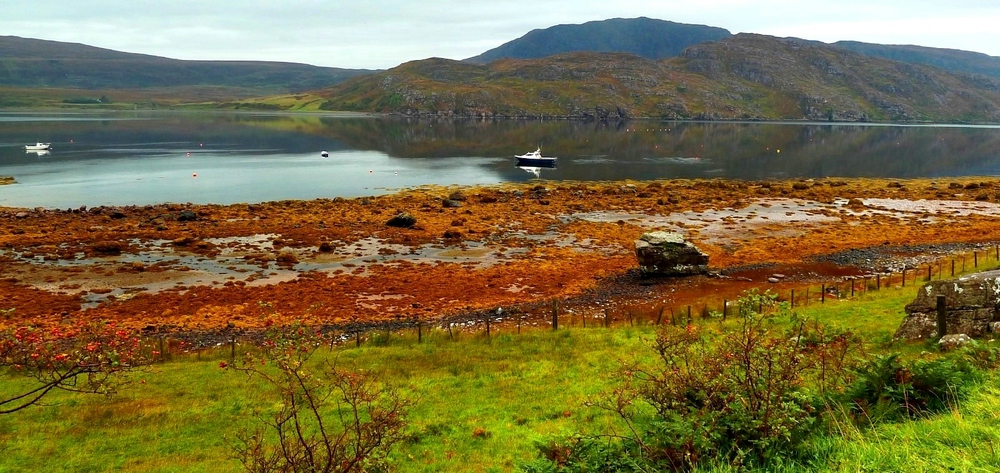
[0,321,151,414]
[228,322,410,473]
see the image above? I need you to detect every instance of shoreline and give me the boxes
[4,107,1000,127]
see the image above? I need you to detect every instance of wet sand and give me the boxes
[3,177,1000,333]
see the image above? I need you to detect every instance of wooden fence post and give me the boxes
[687,305,692,325]
[821,284,826,303]
[417,321,423,343]
[552,300,559,331]
[936,294,947,338]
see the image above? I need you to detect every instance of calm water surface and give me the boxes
[1,111,999,208]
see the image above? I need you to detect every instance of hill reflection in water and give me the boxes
[0,112,998,207]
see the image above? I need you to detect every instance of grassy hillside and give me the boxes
[466,17,731,64]
[834,40,1000,80]
[0,36,374,92]
[274,34,1000,123]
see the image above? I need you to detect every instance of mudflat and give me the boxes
[3,177,1000,334]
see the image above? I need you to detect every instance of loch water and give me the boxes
[2,111,1000,208]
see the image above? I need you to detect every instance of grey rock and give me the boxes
[938,334,972,351]
[634,231,709,276]
[177,210,198,222]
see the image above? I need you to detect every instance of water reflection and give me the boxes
[516,162,557,179]
[0,112,999,207]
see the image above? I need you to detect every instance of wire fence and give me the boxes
[144,244,1000,362]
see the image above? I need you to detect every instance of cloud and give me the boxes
[3,0,999,69]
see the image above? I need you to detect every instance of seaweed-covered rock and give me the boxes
[386,212,417,228]
[634,231,709,276]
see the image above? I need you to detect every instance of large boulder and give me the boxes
[634,231,709,276]
[386,212,417,228]
[895,270,1000,340]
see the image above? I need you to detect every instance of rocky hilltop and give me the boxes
[305,34,1000,123]
[465,17,731,64]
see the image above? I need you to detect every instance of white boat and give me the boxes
[320,150,329,158]
[514,147,556,166]
[25,142,51,151]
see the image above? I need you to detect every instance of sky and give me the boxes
[4,1,1000,70]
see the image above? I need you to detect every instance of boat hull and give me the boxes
[515,157,557,167]
[25,144,51,151]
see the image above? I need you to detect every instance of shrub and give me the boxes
[843,353,977,424]
[227,322,410,473]
[0,321,151,414]
[535,290,864,471]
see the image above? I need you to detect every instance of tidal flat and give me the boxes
[3,177,1000,340]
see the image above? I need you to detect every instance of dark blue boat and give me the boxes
[514,148,557,166]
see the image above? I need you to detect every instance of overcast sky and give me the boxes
[5,1,999,70]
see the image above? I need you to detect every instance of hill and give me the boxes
[0,36,374,93]
[832,41,1000,80]
[465,17,731,64]
[300,34,1000,123]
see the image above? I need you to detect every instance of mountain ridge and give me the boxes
[303,34,1000,123]
[0,35,375,93]
[465,17,731,64]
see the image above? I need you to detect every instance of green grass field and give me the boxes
[2,279,1000,472]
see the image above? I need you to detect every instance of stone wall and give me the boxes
[894,269,1000,340]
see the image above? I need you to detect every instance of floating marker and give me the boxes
[186,152,190,156]
[192,173,197,177]
[369,170,373,173]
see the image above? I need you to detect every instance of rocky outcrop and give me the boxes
[634,231,709,276]
[894,270,1000,341]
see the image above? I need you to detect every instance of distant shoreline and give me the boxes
[4,108,1000,127]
